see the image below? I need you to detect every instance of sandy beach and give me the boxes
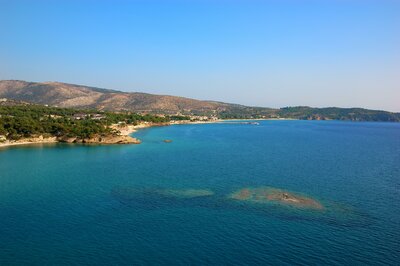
[0,136,58,149]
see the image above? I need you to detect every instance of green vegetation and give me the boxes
[1,102,399,142]
[169,115,191,121]
[218,106,275,119]
[277,107,400,122]
[217,106,400,122]
[0,104,187,140]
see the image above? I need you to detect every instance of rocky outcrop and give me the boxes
[0,134,141,148]
[57,134,141,144]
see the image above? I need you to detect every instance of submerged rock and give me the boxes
[229,187,324,210]
[159,189,214,198]
[111,187,214,201]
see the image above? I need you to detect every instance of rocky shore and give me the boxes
[0,134,141,148]
[110,122,170,136]
[0,121,165,148]
[57,134,141,144]
[0,119,266,148]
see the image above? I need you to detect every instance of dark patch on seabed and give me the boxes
[110,187,216,210]
[111,186,375,228]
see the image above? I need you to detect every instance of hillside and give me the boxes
[0,80,399,121]
[277,107,400,122]
[0,80,238,115]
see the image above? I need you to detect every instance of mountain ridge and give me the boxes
[0,80,399,121]
[0,80,236,114]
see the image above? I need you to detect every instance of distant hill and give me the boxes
[0,80,399,121]
[0,80,239,115]
[277,106,400,122]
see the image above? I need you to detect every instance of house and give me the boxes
[91,114,106,120]
[73,113,105,120]
[73,113,89,120]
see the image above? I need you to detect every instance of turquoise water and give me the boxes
[0,121,399,265]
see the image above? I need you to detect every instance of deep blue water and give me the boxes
[0,120,399,265]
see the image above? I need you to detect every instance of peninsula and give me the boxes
[0,100,189,147]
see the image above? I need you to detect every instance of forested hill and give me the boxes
[276,107,400,122]
[0,80,399,122]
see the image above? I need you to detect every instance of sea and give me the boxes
[0,120,399,265]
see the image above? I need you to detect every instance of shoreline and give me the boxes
[0,136,58,149]
[0,132,141,149]
[0,121,163,149]
[0,118,289,149]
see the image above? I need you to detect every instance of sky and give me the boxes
[1,0,399,111]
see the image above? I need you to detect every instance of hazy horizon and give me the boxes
[1,78,399,113]
[1,0,399,112]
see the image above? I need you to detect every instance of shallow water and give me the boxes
[1,120,399,265]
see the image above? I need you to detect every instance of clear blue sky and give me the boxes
[1,0,399,111]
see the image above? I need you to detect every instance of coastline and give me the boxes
[0,131,141,149]
[0,118,290,149]
[112,121,171,136]
[0,135,140,149]
[0,136,58,149]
